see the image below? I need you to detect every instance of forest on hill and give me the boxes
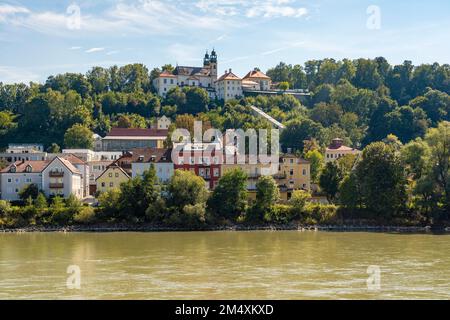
[0,57,448,151]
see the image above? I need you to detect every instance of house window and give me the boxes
[101,182,105,187]
[303,169,307,175]
[7,178,12,183]
[290,159,294,164]
[115,173,119,178]
[109,173,113,177]
[213,168,219,177]
[110,182,114,187]
[289,169,294,176]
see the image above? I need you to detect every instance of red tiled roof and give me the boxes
[60,154,86,165]
[1,160,50,173]
[106,128,169,137]
[243,70,270,80]
[159,70,176,78]
[217,71,241,81]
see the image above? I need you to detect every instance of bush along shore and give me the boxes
[1,167,449,233]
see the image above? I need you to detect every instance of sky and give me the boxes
[0,0,449,84]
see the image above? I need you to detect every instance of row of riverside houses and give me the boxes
[0,122,359,202]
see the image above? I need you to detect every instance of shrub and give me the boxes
[304,204,339,225]
[264,204,295,224]
[74,207,96,224]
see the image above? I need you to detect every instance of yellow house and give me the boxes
[222,159,276,191]
[96,164,130,193]
[274,154,311,192]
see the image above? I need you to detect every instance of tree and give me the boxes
[423,121,450,212]
[119,166,161,221]
[319,162,344,203]
[166,170,209,214]
[278,82,290,91]
[310,102,343,127]
[255,175,280,212]
[34,193,48,210]
[289,190,311,213]
[19,184,40,202]
[47,143,61,153]
[355,142,407,216]
[208,168,248,220]
[281,118,323,152]
[64,124,94,149]
[304,149,324,183]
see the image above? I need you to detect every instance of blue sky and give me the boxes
[0,0,449,84]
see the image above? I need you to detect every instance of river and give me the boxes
[0,231,449,299]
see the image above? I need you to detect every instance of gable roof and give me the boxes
[1,160,50,173]
[95,163,131,182]
[243,70,270,80]
[59,154,86,165]
[217,71,241,82]
[48,157,81,175]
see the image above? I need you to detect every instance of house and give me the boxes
[173,142,222,189]
[222,155,277,191]
[41,157,83,199]
[152,49,218,98]
[0,160,48,201]
[100,128,168,151]
[131,148,173,183]
[242,69,271,91]
[95,164,130,194]
[0,156,86,200]
[0,143,47,164]
[216,69,243,101]
[274,154,311,192]
[325,138,360,163]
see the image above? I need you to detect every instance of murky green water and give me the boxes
[0,231,449,299]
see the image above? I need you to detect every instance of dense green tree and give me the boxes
[208,168,248,220]
[355,142,407,216]
[64,124,94,149]
[19,184,40,202]
[281,118,323,152]
[304,149,324,183]
[319,162,344,203]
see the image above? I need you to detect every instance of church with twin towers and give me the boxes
[152,49,272,101]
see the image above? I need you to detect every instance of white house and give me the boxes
[216,69,243,101]
[130,148,174,183]
[325,138,360,163]
[41,157,83,199]
[0,160,47,201]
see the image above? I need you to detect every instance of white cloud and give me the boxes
[69,46,82,50]
[0,66,40,84]
[85,47,105,53]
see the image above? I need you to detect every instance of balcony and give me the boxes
[49,171,64,177]
[49,183,64,189]
[273,173,287,179]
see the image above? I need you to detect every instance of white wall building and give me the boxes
[0,161,46,201]
[216,69,243,102]
[42,157,83,199]
[130,148,174,183]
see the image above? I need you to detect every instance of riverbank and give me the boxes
[1,222,449,233]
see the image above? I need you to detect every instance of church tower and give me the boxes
[209,49,218,81]
[203,51,210,67]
